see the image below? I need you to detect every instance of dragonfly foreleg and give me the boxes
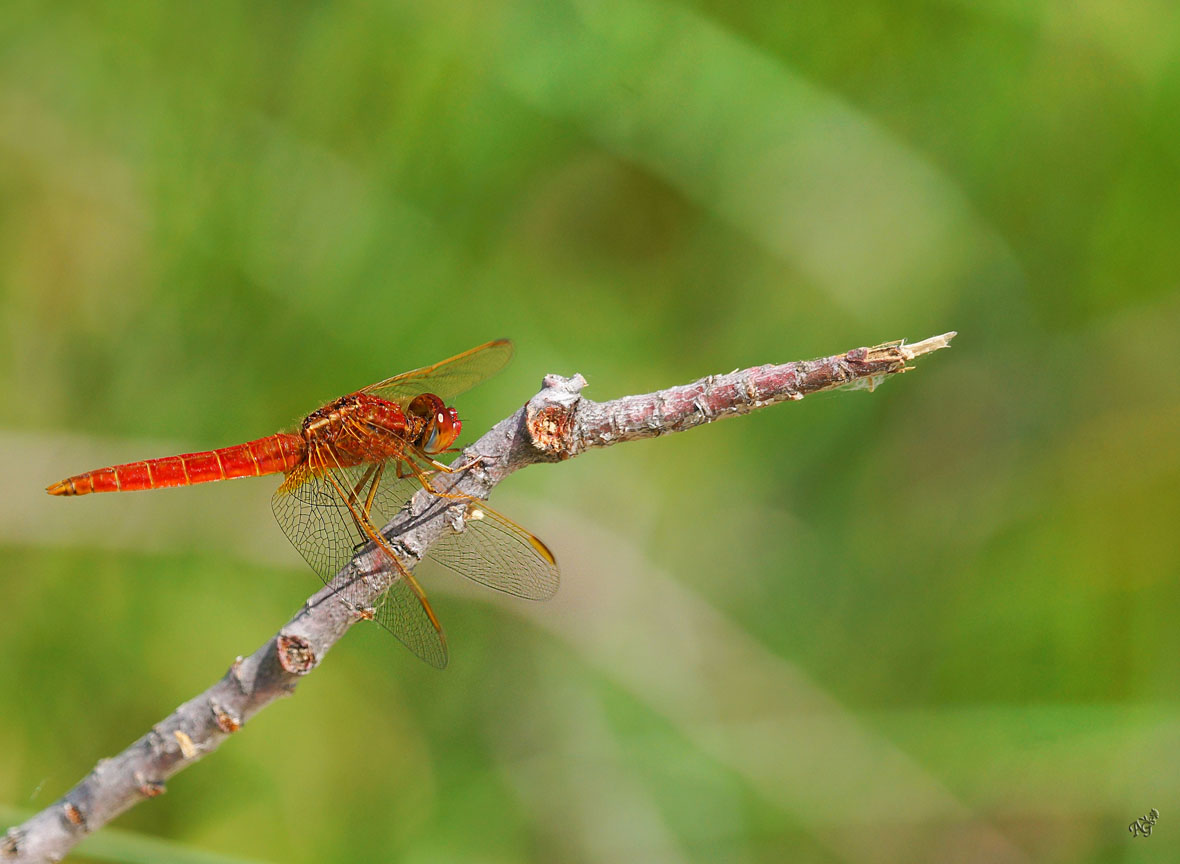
[400,450,476,501]
[419,450,483,475]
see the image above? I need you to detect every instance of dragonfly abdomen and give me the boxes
[47,434,305,495]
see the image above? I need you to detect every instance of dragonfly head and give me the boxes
[408,394,462,454]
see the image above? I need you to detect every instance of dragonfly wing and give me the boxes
[271,465,361,582]
[372,576,448,669]
[360,339,514,406]
[431,502,560,601]
[271,464,448,668]
[369,470,560,601]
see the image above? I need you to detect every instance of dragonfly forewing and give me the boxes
[361,339,514,407]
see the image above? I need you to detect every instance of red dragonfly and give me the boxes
[46,340,559,668]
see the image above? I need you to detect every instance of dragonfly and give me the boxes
[46,339,559,668]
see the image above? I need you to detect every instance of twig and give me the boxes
[1,333,955,863]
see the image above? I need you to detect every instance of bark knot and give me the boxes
[525,373,585,459]
[527,403,577,457]
[276,633,317,675]
[134,771,166,798]
[61,803,86,831]
[210,699,242,733]
[2,827,22,857]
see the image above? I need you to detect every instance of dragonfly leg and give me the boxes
[401,454,473,501]
[317,448,388,553]
[419,450,483,474]
[361,462,385,520]
[321,470,444,633]
[347,466,385,554]
[405,444,484,486]
[348,464,377,506]
[341,463,378,543]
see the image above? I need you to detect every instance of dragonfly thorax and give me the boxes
[299,394,406,463]
[298,392,459,464]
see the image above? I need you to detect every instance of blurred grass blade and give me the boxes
[490,0,1017,321]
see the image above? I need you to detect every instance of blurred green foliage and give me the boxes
[2,1,1178,862]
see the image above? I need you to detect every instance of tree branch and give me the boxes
[1,333,955,863]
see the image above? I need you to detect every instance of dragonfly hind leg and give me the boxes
[339,463,380,543]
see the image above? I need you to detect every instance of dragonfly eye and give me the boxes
[420,405,461,454]
[423,423,440,452]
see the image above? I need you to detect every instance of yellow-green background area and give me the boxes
[1,2,1177,862]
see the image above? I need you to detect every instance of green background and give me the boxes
[2,1,1177,862]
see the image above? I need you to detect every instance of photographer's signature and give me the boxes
[1129,808,1159,838]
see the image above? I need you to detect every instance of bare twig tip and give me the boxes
[900,331,956,359]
